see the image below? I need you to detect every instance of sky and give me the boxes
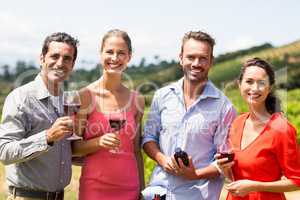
[1,0,299,70]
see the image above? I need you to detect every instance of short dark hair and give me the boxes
[41,32,79,62]
[239,57,281,114]
[181,31,215,56]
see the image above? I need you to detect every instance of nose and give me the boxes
[192,58,201,66]
[56,56,64,67]
[111,53,118,61]
[251,82,260,91]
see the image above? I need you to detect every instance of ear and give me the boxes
[128,54,132,63]
[39,54,45,69]
[237,79,241,89]
[179,53,183,67]
[39,54,45,64]
[210,55,214,66]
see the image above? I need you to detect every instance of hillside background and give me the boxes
[0,40,300,199]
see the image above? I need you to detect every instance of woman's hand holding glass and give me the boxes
[215,141,235,182]
[98,133,121,150]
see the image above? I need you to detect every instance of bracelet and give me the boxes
[212,160,224,175]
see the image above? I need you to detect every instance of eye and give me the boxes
[199,57,208,64]
[117,51,126,56]
[186,55,194,61]
[244,79,253,84]
[258,80,267,87]
[63,56,73,63]
[105,49,114,54]
[50,54,59,60]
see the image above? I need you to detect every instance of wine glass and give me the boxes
[109,118,126,153]
[217,139,235,182]
[63,90,82,140]
[218,140,235,163]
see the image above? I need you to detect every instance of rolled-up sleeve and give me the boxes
[213,103,237,148]
[0,91,49,165]
[142,92,162,147]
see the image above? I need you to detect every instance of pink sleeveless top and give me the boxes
[79,91,139,199]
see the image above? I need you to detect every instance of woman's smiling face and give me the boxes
[239,66,271,108]
[100,36,131,73]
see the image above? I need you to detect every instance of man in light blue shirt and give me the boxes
[142,31,237,200]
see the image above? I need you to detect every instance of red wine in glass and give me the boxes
[109,119,126,131]
[63,90,82,140]
[218,140,235,163]
[219,152,235,162]
[108,119,126,153]
[63,104,80,116]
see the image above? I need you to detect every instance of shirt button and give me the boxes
[60,179,63,183]
[61,161,65,165]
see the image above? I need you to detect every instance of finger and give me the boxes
[105,133,120,140]
[217,157,230,164]
[214,153,221,159]
[101,140,118,148]
[102,137,120,146]
[171,156,179,169]
[178,158,185,168]
[188,156,193,168]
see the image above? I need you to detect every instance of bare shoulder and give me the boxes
[78,83,97,113]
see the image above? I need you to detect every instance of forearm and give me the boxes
[253,179,300,193]
[143,141,165,165]
[72,137,100,156]
[194,164,220,180]
[0,131,49,165]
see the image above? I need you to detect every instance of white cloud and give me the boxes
[223,36,259,53]
[0,12,40,66]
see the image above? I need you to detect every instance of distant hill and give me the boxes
[209,39,300,87]
[124,40,300,92]
[1,40,299,95]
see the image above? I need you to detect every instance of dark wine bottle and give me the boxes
[174,147,189,166]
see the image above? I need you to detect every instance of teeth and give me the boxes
[53,70,64,76]
[249,94,260,99]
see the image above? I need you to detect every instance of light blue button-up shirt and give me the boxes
[142,78,237,200]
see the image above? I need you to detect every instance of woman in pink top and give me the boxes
[72,29,145,200]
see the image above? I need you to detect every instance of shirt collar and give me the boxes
[170,77,220,99]
[32,74,51,100]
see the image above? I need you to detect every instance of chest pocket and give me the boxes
[23,97,54,137]
[160,104,182,132]
[185,112,218,142]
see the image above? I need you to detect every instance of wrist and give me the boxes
[156,153,167,166]
[45,130,54,145]
[250,180,261,192]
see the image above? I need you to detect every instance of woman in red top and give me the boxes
[216,57,300,200]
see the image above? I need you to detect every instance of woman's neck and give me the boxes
[248,105,271,124]
[100,72,123,92]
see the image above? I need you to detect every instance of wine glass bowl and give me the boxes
[109,119,126,131]
[63,90,82,140]
[108,118,126,153]
[63,91,81,116]
[218,140,235,163]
